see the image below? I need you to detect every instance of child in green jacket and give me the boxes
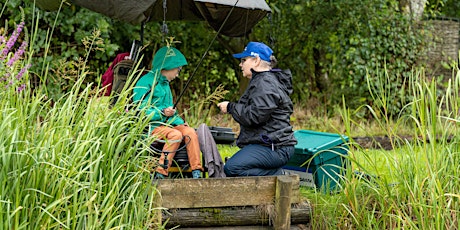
[133,46,203,179]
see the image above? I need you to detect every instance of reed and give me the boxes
[0,12,162,229]
[307,65,460,229]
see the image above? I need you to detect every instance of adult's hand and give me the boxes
[217,101,229,114]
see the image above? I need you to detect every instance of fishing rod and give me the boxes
[171,0,241,110]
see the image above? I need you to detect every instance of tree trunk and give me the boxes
[399,0,427,21]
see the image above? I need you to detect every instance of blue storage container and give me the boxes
[284,130,349,192]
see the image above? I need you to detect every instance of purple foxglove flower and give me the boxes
[17,83,26,92]
[1,21,24,60]
[15,64,31,80]
[7,41,28,67]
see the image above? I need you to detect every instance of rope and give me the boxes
[140,21,145,46]
[267,12,275,49]
[266,0,275,48]
[161,0,169,38]
[244,8,249,40]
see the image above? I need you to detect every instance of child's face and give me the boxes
[162,67,182,81]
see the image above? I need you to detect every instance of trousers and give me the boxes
[224,144,295,177]
[152,125,203,176]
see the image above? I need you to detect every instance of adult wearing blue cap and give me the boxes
[217,42,298,177]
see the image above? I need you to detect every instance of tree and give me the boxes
[399,0,428,20]
[427,0,460,18]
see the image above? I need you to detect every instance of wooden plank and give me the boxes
[162,202,311,228]
[274,176,293,230]
[177,226,310,230]
[155,175,300,209]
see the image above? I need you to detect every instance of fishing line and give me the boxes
[172,0,241,109]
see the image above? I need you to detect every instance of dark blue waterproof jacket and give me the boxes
[227,69,298,148]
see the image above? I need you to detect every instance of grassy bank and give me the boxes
[300,69,460,229]
[2,11,460,230]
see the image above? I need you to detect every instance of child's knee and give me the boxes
[168,129,183,140]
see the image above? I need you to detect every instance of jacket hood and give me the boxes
[274,69,293,95]
[252,69,294,95]
[151,46,188,72]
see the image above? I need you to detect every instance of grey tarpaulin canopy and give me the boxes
[34,0,272,37]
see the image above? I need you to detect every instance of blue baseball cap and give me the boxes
[233,42,273,62]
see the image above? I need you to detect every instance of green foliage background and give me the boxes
[1,0,457,118]
[256,0,428,117]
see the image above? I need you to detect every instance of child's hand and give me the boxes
[163,107,176,117]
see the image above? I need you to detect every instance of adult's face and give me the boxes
[239,57,258,78]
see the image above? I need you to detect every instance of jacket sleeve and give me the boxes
[143,102,164,122]
[229,79,281,127]
[170,114,185,126]
[133,81,165,122]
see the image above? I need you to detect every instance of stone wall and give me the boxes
[423,18,460,78]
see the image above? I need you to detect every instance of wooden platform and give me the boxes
[154,175,311,229]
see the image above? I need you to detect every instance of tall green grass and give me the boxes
[0,77,162,229]
[307,66,460,229]
[1,13,163,229]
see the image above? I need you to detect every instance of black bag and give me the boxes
[111,59,135,106]
[110,40,144,107]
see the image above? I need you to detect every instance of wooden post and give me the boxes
[274,175,293,230]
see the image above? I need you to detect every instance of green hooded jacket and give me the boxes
[133,46,188,131]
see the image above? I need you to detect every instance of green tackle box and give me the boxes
[284,130,349,192]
